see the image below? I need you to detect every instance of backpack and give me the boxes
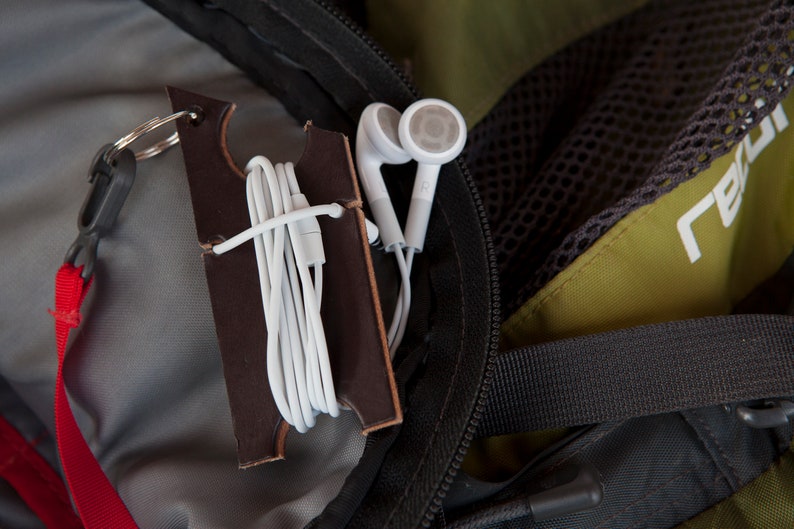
[1,0,792,528]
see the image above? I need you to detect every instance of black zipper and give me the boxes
[315,4,503,527]
[315,0,419,99]
[419,161,501,529]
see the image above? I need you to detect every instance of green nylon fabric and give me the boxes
[484,94,794,526]
[677,447,794,529]
[366,0,647,127]
[463,58,794,529]
[502,94,794,348]
[365,2,794,524]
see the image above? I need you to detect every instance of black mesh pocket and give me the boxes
[465,0,794,315]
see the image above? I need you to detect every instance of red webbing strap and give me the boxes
[50,263,138,528]
[0,415,83,529]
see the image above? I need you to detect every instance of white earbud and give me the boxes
[355,102,412,251]
[398,98,466,252]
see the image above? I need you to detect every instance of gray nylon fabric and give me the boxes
[0,1,366,527]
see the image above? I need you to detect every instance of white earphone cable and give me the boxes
[386,248,414,356]
[213,156,342,433]
[386,249,411,356]
[213,153,416,427]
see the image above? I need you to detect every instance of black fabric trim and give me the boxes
[480,314,794,437]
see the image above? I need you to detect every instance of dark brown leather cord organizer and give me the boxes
[168,87,401,468]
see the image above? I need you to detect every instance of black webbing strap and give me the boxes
[478,314,794,438]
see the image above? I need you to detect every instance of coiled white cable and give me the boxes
[212,156,344,433]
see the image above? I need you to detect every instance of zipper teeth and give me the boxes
[318,3,503,526]
[316,0,419,99]
[423,163,502,529]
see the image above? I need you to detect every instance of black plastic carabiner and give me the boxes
[63,145,137,280]
[62,109,202,281]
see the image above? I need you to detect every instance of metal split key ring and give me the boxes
[104,108,202,163]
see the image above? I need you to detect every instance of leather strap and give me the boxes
[168,87,401,467]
